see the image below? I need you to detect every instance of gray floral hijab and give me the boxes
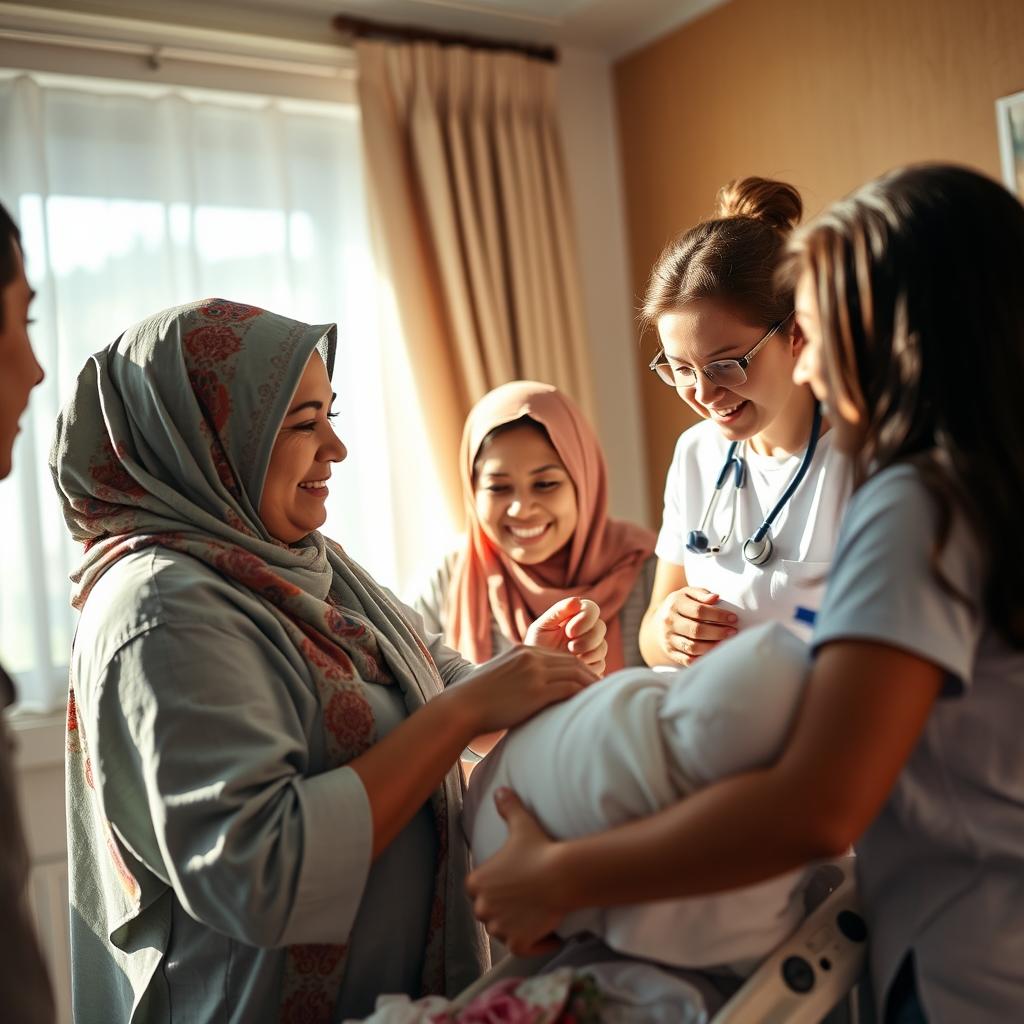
[51,298,485,1018]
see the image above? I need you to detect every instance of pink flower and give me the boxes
[323,687,374,750]
[459,980,544,1024]
[198,299,261,323]
[189,368,232,431]
[184,323,243,361]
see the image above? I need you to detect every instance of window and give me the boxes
[0,71,455,709]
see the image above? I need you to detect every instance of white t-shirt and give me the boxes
[813,464,1024,1022]
[656,419,849,640]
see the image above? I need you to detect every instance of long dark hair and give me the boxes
[782,164,1024,647]
[0,201,21,331]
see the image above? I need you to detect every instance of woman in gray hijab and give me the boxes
[51,298,597,1024]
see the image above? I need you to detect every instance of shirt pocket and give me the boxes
[770,560,831,640]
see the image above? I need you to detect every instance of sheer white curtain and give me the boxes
[0,71,455,710]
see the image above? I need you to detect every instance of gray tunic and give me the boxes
[70,547,475,1023]
[411,551,658,668]
[813,464,1024,1021]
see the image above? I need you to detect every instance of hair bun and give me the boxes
[715,177,802,232]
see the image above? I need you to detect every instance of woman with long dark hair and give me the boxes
[467,164,1024,1022]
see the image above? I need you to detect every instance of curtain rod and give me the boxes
[331,14,558,63]
[0,27,354,78]
[0,3,357,79]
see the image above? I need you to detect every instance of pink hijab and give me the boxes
[447,381,656,672]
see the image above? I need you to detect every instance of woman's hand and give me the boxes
[525,596,608,676]
[466,788,567,956]
[652,586,737,666]
[451,645,597,736]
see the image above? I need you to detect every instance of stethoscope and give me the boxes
[686,402,823,567]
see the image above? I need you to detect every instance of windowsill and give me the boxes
[5,708,66,771]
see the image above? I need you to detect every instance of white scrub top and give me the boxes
[656,418,849,640]
[813,464,1024,1022]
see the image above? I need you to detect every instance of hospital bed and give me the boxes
[454,856,872,1023]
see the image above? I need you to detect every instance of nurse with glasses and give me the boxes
[637,177,849,668]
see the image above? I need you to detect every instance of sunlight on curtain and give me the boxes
[0,72,456,709]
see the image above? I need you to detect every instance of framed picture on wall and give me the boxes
[996,89,1024,197]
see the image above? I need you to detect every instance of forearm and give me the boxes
[348,688,476,857]
[549,640,943,912]
[550,765,840,913]
[353,643,594,857]
[469,642,943,957]
[638,610,673,667]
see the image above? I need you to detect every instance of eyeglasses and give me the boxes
[649,312,794,390]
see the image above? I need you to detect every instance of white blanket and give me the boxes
[464,622,813,970]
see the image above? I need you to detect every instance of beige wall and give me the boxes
[614,0,1024,522]
[558,47,649,525]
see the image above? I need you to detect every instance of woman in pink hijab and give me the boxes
[414,381,656,678]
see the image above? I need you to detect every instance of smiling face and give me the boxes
[259,351,347,545]
[793,269,864,453]
[473,422,579,566]
[0,241,43,479]
[656,297,805,450]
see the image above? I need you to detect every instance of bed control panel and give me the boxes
[713,856,868,1023]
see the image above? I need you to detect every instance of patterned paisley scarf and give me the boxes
[51,298,485,1020]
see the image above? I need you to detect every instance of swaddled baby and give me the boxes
[464,622,814,971]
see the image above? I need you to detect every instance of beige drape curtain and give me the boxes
[356,39,596,517]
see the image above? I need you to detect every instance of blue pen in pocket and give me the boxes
[793,606,817,628]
